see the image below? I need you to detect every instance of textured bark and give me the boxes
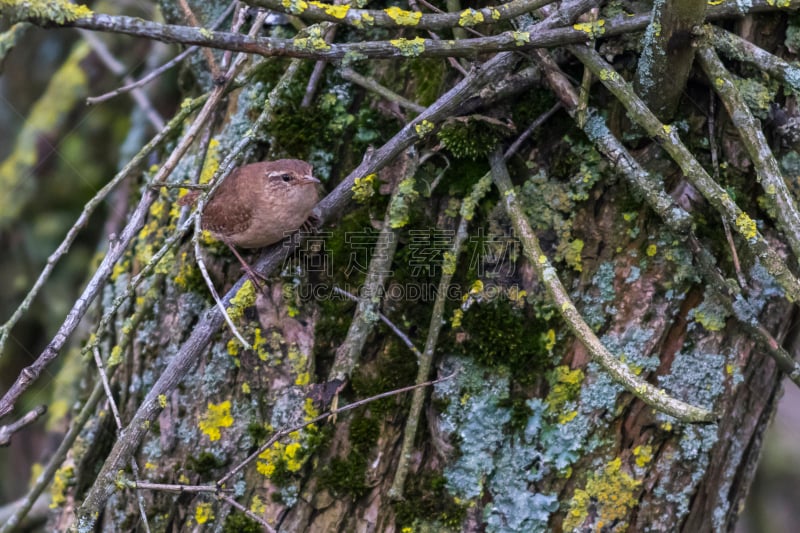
[2,1,798,532]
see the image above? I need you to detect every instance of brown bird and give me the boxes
[202,159,320,248]
[201,159,320,280]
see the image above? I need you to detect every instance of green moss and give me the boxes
[407,58,446,106]
[437,116,512,159]
[732,75,776,120]
[318,416,379,497]
[186,452,224,475]
[222,513,262,533]
[394,472,466,530]
[247,422,269,442]
[453,299,550,385]
[350,339,418,417]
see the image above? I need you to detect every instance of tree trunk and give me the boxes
[2,1,799,532]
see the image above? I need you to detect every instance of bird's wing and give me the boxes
[200,171,253,236]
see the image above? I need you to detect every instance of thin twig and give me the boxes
[87,0,237,105]
[0,405,46,447]
[341,67,425,113]
[79,30,164,129]
[217,374,455,488]
[332,286,423,358]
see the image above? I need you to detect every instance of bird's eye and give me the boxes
[281,174,292,182]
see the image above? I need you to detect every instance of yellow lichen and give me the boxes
[414,119,435,136]
[294,26,331,51]
[544,329,556,351]
[352,173,376,202]
[250,495,267,514]
[646,244,657,257]
[242,382,251,394]
[384,6,422,25]
[158,394,167,408]
[390,36,426,57]
[563,458,641,531]
[458,8,484,27]
[489,8,501,20]
[50,465,74,508]
[511,30,530,46]
[633,445,652,467]
[226,280,257,322]
[195,502,214,524]
[309,0,350,18]
[573,19,605,37]
[198,401,233,441]
[1,0,92,24]
[735,212,758,240]
[281,0,308,14]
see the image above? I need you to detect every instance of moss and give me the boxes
[407,59,446,107]
[436,116,512,160]
[350,339,418,417]
[732,75,776,120]
[187,452,224,476]
[452,299,550,385]
[394,472,466,530]
[223,513,262,533]
[318,416,379,497]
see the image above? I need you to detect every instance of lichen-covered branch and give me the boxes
[534,48,800,387]
[0,41,90,229]
[490,150,714,422]
[329,154,416,381]
[697,44,800,262]
[634,0,707,121]
[711,24,800,93]
[247,0,552,31]
[569,44,800,304]
[389,169,492,498]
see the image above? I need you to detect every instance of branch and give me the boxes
[568,44,800,304]
[489,150,715,422]
[532,49,800,387]
[697,43,800,262]
[247,0,553,30]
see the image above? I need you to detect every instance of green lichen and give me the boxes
[389,175,420,228]
[691,292,730,332]
[732,75,776,120]
[458,8,484,27]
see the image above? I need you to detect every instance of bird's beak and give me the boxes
[302,175,320,185]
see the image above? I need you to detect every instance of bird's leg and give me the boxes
[222,238,269,288]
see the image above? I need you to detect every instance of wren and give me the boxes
[202,159,320,248]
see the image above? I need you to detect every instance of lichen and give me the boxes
[384,6,422,26]
[198,401,234,441]
[226,280,257,322]
[458,8,484,27]
[309,0,349,18]
[1,0,92,24]
[563,457,641,532]
[390,36,426,57]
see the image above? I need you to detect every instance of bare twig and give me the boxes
[87,0,237,105]
[0,405,46,447]
[217,374,455,488]
[341,67,425,113]
[79,30,164,129]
